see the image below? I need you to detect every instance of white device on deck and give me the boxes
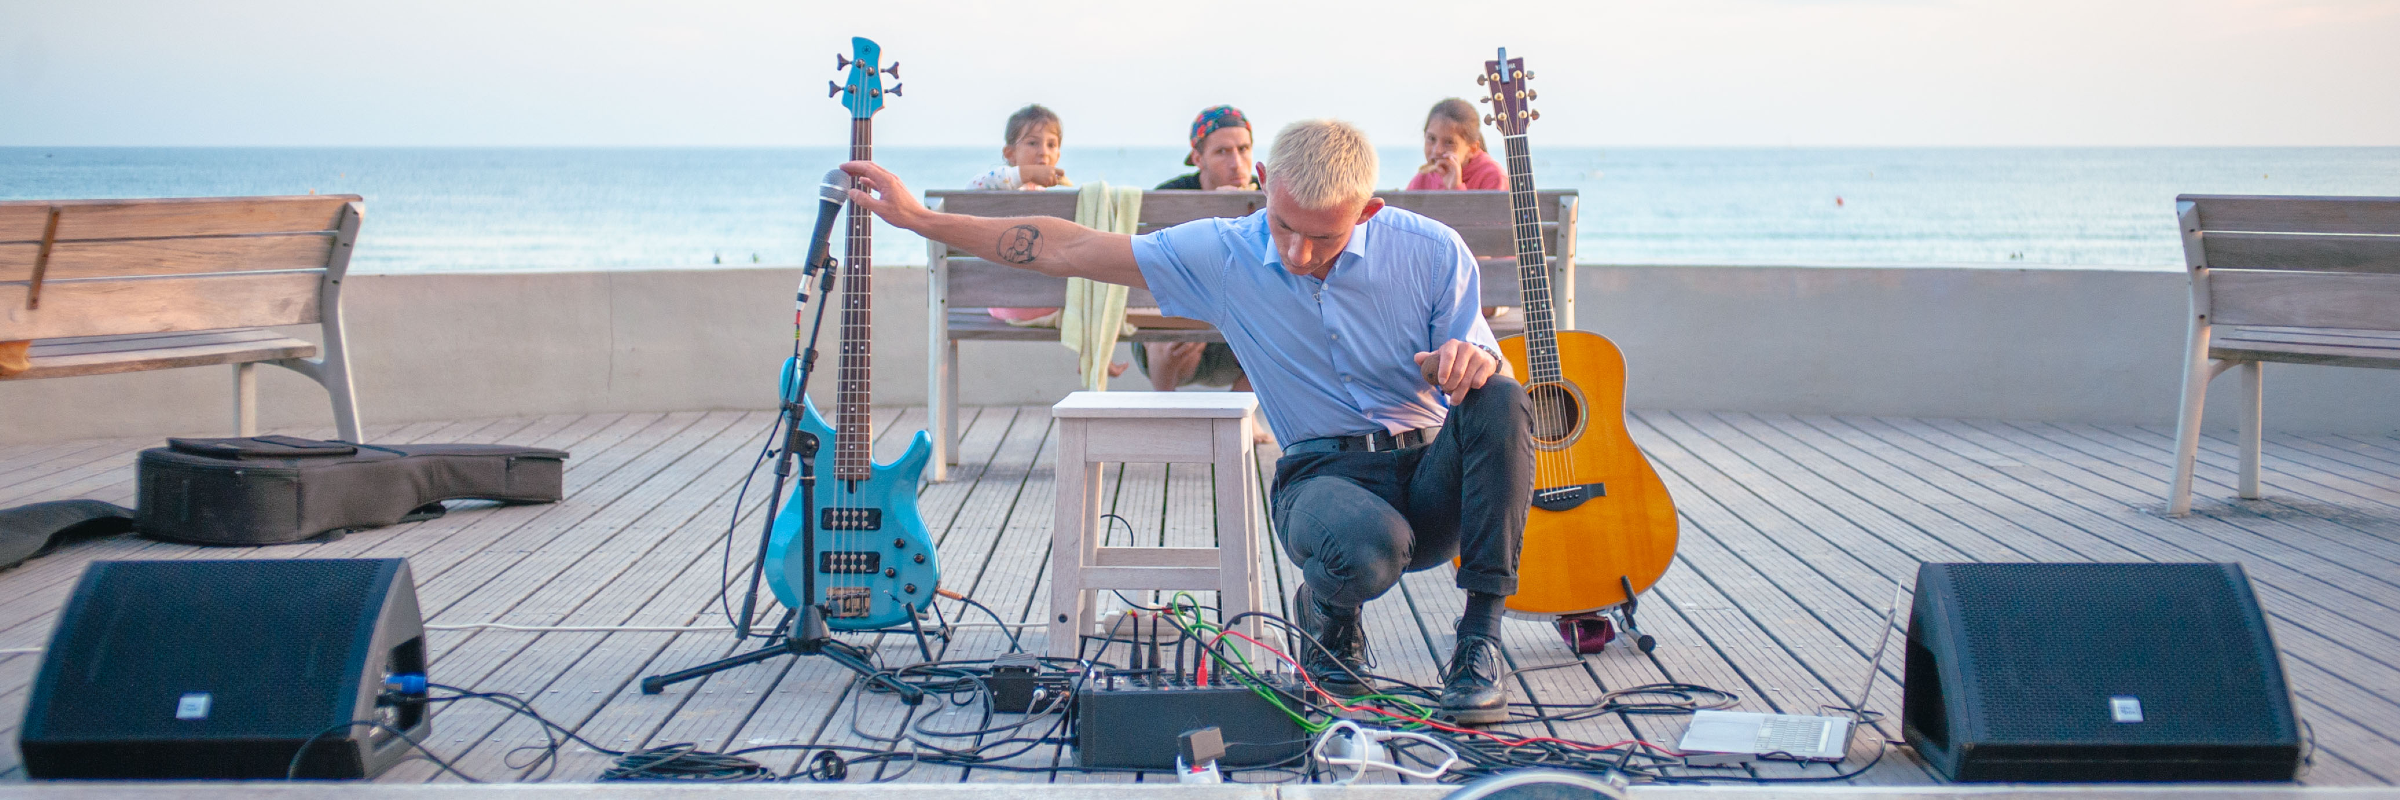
[1677,584,1909,765]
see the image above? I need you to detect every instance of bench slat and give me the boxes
[2213,325,2400,346]
[2184,194,2400,236]
[2202,232,2400,275]
[7,330,318,380]
[947,308,1528,343]
[22,328,295,357]
[2213,326,2400,370]
[944,257,1535,308]
[0,233,334,281]
[0,271,323,340]
[927,190,1569,261]
[0,195,359,244]
[2208,269,2400,331]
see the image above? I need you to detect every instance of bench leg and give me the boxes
[944,339,961,466]
[234,362,258,437]
[2239,360,2264,500]
[2167,324,2215,517]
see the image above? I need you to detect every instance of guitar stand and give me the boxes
[1557,575,1659,655]
[636,251,925,705]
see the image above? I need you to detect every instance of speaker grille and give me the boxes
[36,559,388,740]
[1944,562,2286,745]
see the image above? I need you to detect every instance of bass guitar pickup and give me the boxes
[820,507,883,530]
[818,551,882,574]
[1532,482,1606,512]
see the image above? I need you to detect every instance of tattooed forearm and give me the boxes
[997,225,1042,265]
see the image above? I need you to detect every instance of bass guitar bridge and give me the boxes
[824,586,871,619]
[1532,482,1606,512]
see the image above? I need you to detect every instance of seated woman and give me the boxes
[1405,98,1505,191]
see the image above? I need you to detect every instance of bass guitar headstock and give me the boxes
[1477,47,1537,136]
[828,36,899,119]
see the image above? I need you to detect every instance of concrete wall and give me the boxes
[4,264,2395,444]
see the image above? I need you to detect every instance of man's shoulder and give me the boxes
[1155,173,1203,190]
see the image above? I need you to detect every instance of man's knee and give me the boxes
[1279,479,1412,608]
[1457,374,1530,432]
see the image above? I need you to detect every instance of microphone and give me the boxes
[804,168,850,270]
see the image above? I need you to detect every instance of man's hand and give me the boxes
[841,161,930,230]
[1020,165,1069,188]
[1414,339,1500,399]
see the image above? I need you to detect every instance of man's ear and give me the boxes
[1355,197,1386,225]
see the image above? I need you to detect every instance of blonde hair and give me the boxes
[1266,119,1377,210]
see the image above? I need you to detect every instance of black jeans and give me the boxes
[1270,376,1533,612]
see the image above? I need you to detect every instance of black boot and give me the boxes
[1292,583,1372,697]
[1441,632,1510,724]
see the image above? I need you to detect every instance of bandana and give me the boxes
[1185,105,1251,166]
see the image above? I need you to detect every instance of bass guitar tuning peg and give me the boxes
[883,62,900,78]
[836,54,851,70]
[887,84,902,97]
[828,81,845,98]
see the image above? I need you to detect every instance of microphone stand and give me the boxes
[639,247,923,704]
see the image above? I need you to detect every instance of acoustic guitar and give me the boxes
[1478,52,1680,634]
[762,37,941,631]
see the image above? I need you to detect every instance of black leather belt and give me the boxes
[1284,426,1439,454]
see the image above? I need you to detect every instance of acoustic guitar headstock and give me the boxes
[1477,47,1537,136]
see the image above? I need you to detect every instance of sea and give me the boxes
[4,147,2394,273]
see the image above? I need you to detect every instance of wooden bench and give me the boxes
[2167,193,2400,515]
[1,195,366,441]
[922,188,1579,480]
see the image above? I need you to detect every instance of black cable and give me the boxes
[288,719,479,782]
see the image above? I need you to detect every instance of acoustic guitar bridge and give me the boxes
[1532,483,1606,512]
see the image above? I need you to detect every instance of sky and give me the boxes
[3,0,2396,148]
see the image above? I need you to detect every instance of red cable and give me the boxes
[1207,628,1685,756]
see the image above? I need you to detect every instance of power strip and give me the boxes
[1073,671,1309,769]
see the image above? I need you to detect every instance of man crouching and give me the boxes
[839,119,1532,723]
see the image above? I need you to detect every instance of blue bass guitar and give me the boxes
[761,37,940,632]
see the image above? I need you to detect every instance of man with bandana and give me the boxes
[1143,105,1260,391]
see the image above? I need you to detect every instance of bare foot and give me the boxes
[1107,360,1129,378]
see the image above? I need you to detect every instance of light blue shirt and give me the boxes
[1132,207,1500,443]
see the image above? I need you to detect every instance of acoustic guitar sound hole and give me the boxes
[1527,382,1583,445]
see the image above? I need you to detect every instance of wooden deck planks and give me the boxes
[0,407,2396,787]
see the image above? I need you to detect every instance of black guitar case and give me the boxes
[135,435,569,545]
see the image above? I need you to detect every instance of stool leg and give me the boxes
[1050,422,1101,658]
[234,362,258,437]
[1213,416,1262,662]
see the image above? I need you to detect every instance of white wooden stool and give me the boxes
[1049,391,1264,659]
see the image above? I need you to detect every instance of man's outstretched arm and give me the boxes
[841,161,1145,288]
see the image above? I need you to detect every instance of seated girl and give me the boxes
[1405,98,1505,191]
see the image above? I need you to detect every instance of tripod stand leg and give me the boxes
[1614,575,1657,653]
[640,641,793,695]
[905,603,935,663]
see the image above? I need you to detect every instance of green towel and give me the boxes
[1060,182,1142,390]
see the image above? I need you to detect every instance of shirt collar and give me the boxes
[1255,210,1374,277]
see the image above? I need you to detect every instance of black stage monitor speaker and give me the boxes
[1902,562,2300,782]
[21,558,429,779]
